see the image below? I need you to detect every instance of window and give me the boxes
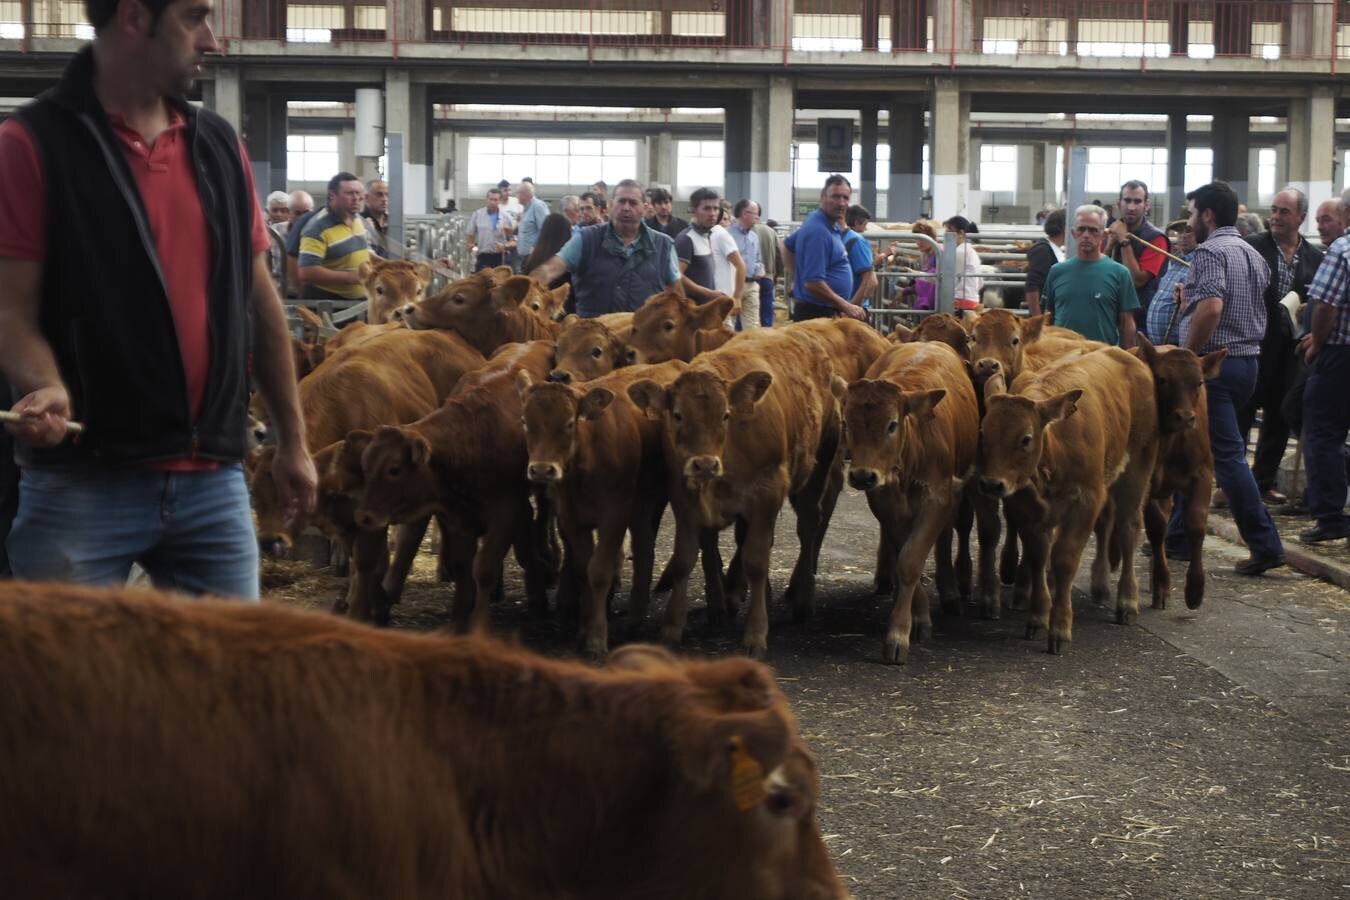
[465,137,637,189]
[1085,147,1167,197]
[979,144,1017,193]
[676,140,724,199]
[1256,148,1277,206]
[1184,148,1213,193]
[287,134,340,182]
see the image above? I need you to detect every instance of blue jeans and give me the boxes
[757,276,775,327]
[1303,345,1350,528]
[1169,355,1284,559]
[6,464,260,599]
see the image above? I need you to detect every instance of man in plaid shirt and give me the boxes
[1297,187,1350,544]
[1169,181,1287,575]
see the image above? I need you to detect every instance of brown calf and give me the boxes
[786,317,893,382]
[836,340,982,663]
[890,313,970,358]
[520,361,687,657]
[351,340,559,629]
[627,289,736,364]
[550,313,632,384]
[628,330,842,658]
[402,268,564,355]
[359,256,432,324]
[1133,336,1225,611]
[0,583,845,900]
[979,347,1158,652]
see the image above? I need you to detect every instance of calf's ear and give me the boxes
[357,260,374,282]
[492,276,535,311]
[1037,388,1083,426]
[904,388,947,419]
[1200,348,1227,381]
[608,644,678,673]
[729,370,773,415]
[1134,333,1158,365]
[891,323,914,342]
[515,368,534,399]
[549,283,571,310]
[695,295,735,330]
[829,374,849,401]
[409,434,432,467]
[627,379,667,417]
[413,262,433,286]
[578,387,615,420]
[560,313,580,331]
[1022,312,1049,344]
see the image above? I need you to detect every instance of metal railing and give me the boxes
[4,1,1345,68]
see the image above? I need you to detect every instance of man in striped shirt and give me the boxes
[1297,187,1350,544]
[297,172,371,302]
[1169,181,1286,575]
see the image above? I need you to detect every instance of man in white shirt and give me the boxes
[674,187,744,314]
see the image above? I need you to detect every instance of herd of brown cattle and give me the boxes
[251,262,1225,664]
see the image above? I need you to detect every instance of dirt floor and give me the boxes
[263,488,1350,899]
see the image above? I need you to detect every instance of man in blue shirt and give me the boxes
[528,179,680,317]
[514,181,550,261]
[727,198,765,329]
[784,175,866,322]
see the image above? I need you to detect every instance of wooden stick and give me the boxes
[0,409,84,435]
[1126,231,1191,268]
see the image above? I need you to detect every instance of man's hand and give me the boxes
[272,443,318,531]
[1301,334,1321,364]
[6,385,74,447]
[1108,219,1130,246]
[840,302,868,321]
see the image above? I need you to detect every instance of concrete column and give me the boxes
[1288,0,1335,59]
[385,69,432,215]
[1287,88,1337,220]
[860,107,879,213]
[1212,112,1250,206]
[339,126,357,176]
[930,77,969,218]
[389,0,426,43]
[1018,144,1038,214]
[933,0,975,54]
[732,77,793,222]
[206,65,244,134]
[242,94,288,194]
[887,100,924,222]
[1041,142,1059,208]
[649,131,677,190]
[1165,113,1188,221]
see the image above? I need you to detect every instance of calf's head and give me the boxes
[398,266,513,330]
[977,375,1081,497]
[892,313,970,359]
[350,424,437,529]
[1134,335,1225,434]
[360,258,432,324]
[551,315,626,384]
[629,368,772,487]
[968,309,1048,383]
[518,372,616,483]
[833,375,945,493]
[627,290,734,364]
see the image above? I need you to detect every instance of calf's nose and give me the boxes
[685,455,722,480]
[979,478,1006,497]
[547,369,572,384]
[848,468,880,491]
[527,462,563,483]
[974,358,1001,378]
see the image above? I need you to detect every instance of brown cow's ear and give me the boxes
[1200,348,1227,380]
[344,429,374,474]
[983,372,1007,400]
[686,709,792,800]
[333,438,368,489]
[409,434,432,467]
[905,388,947,419]
[627,379,667,417]
[550,283,571,308]
[893,323,915,342]
[729,370,773,415]
[1023,313,1049,344]
[493,276,535,310]
[829,374,849,401]
[515,368,534,398]
[959,310,979,332]
[578,387,615,420]
[1037,389,1082,426]
[695,295,735,330]
[1135,333,1158,365]
[414,262,433,286]
[357,260,374,281]
[487,265,514,286]
[560,314,580,331]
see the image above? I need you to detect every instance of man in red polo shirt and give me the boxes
[0,0,315,598]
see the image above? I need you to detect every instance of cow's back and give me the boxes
[299,353,439,449]
[786,317,892,382]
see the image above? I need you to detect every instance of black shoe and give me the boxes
[1163,543,1191,562]
[1276,501,1308,516]
[1233,554,1287,576]
[1299,522,1350,544]
[1261,489,1288,506]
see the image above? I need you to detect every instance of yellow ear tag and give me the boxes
[728,735,767,811]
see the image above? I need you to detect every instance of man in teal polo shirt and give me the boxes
[1042,204,1139,347]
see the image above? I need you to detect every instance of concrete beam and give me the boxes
[930,77,969,218]
[205,64,244,134]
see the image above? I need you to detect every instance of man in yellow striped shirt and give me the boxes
[298,172,370,302]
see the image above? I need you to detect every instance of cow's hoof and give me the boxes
[330,597,349,615]
[373,606,392,627]
[872,577,895,596]
[1024,620,1044,640]
[659,624,685,648]
[742,638,768,660]
[792,601,814,625]
[1091,586,1111,607]
[1185,578,1205,610]
[980,597,1001,620]
[1151,593,1168,610]
[940,594,962,617]
[1046,633,1069,655]
[911,621,932,643]
[882,634,909,665]
[1116,607,1138,626]
[579,637,608,664]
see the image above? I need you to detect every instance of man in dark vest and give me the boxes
[0,0,315,598]
[1106,179,1171,326]
[528,178,682,317]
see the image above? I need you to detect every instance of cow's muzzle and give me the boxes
[847,467,881,492]
[684,455,723,481]
[973,358,1002,380]
[527,461,564,483]
[547,369,572,384]
[978,478,1007,497]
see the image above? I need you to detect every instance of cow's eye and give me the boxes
[1019,434,1033,450]
[591,347,603,359]
[375,285,384,294]
[887,419,899,435]
[723,410,731,422]
[673,412,683,425]
[1157,377,1168,388]
[663,321,675,332]
[1011,336,1020,346]
[388,464,402,478]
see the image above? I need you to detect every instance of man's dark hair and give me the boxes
[591,180,608,194]
[327,172,360,199]
[1043,208,1066,238]
[689,187,721,210]
[579,190,606,210]
[765,219,779,229]
[1119,180,1150,200]
[521,176,534,184]
[496,179,511,191]
[846,204,872,228]
[1186,181,1240,228]
[822,174,852,192]
[733,198,759,218]
[647,187,672,205]
[486,188,502,199]
[613,178,644,196]
[86,0,172,31]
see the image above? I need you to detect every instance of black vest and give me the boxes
[1111,217,1169,320]
[13,47,255,468]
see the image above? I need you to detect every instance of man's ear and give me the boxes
[728,371,773,416]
